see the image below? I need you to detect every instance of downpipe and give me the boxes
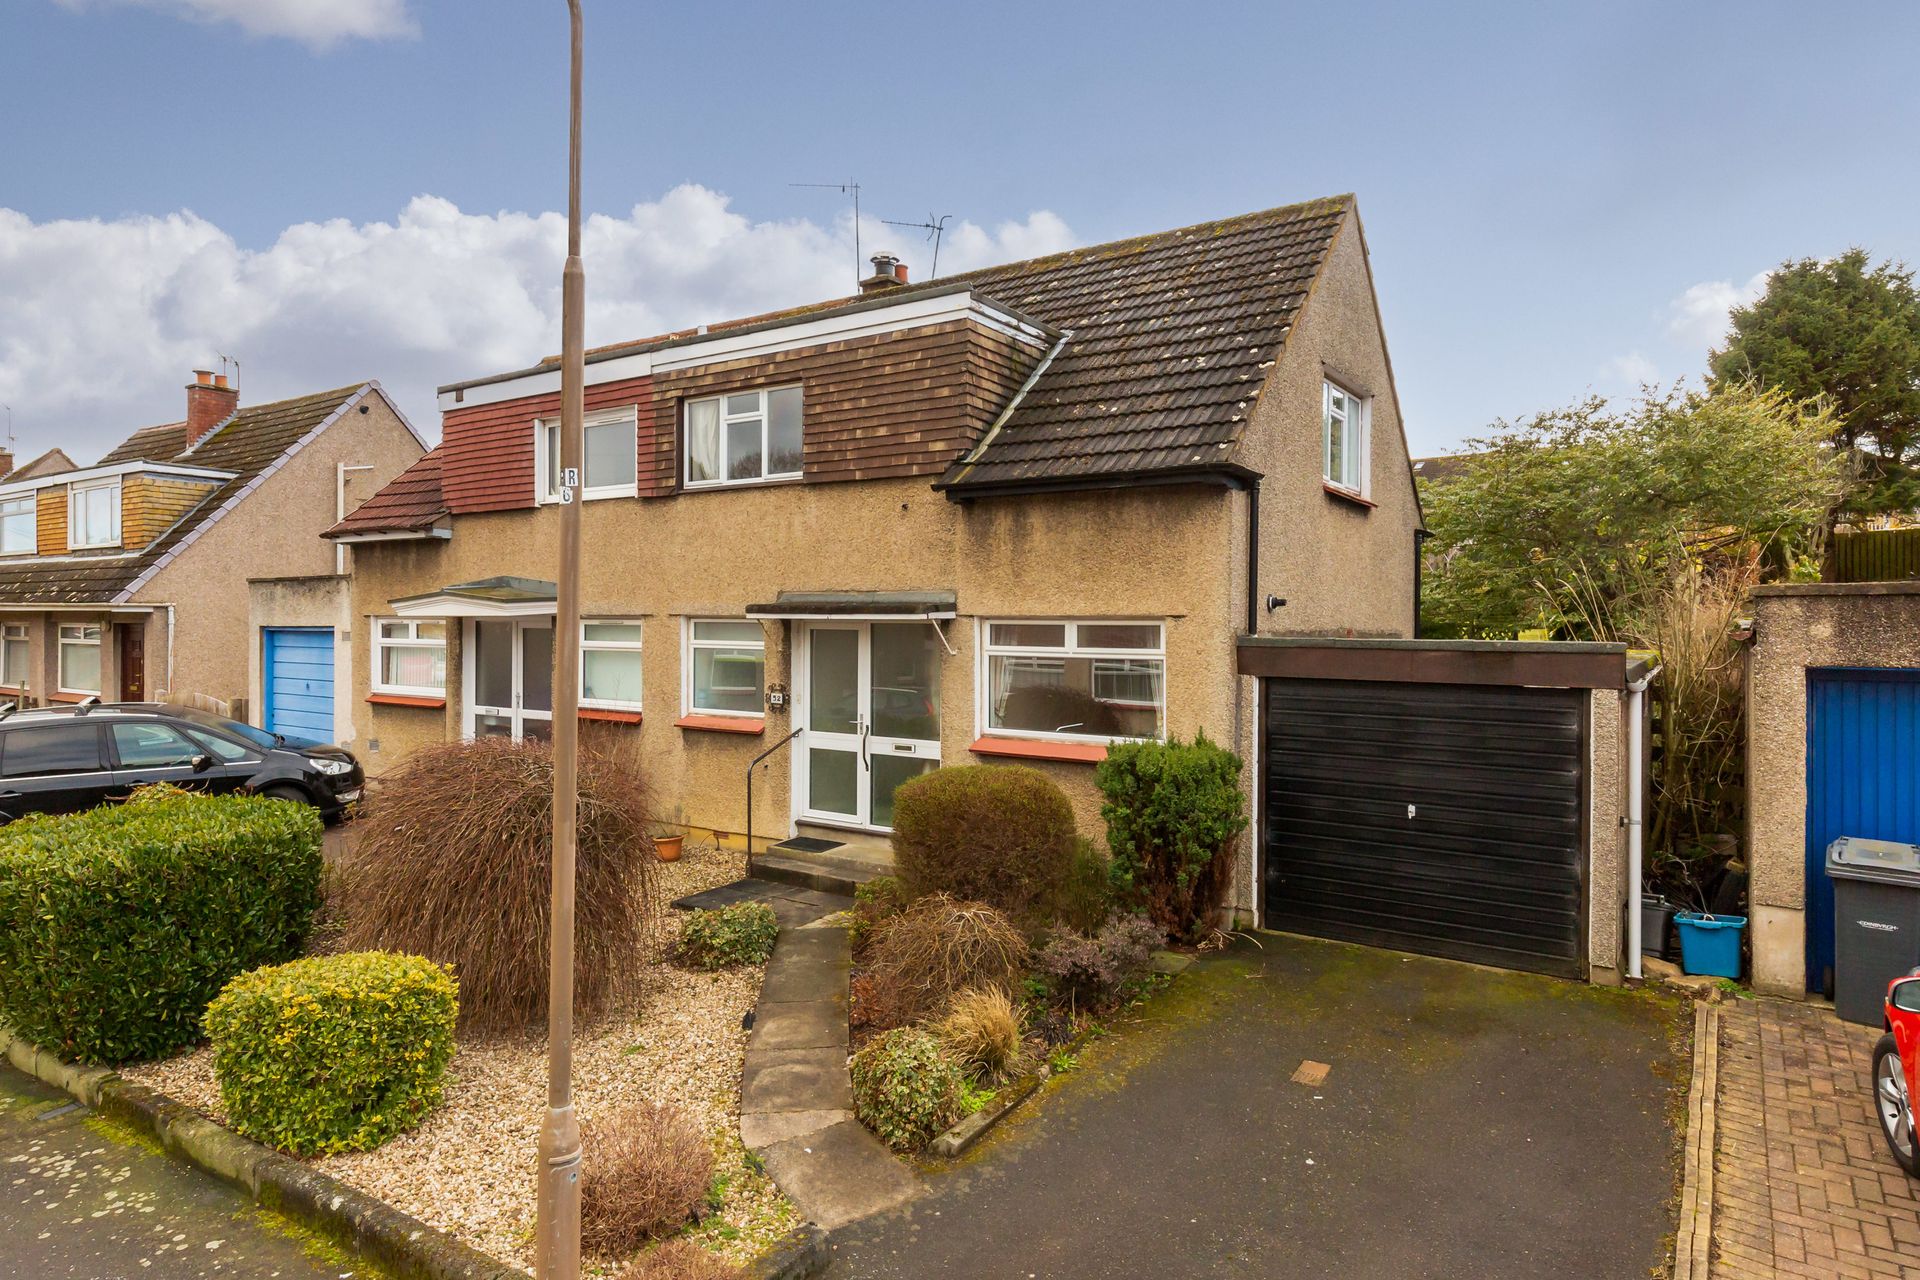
[1625,665,1662,981]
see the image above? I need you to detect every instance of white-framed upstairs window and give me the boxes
[371,619,447,697]
[580,620,643,711]
[68,481,121,549]
[2,624,28,689]
[57,623,102,695]
[684,386,803,488]
[684,619,766,716]
[981,620,1165,744]
[1,497,35,556]
[1322,380,1370,497]
[535,406,639,503]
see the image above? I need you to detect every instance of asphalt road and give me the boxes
[828,933,1687,1280]
[0,1062,358,1279]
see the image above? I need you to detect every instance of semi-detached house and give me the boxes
[327,195,1644,983]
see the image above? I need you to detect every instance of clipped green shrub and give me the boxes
[205,951,457,1155]
[890,765,1076,925]
[1054,838,1115,934]
[1097,734,1249,941]
[676,902,779,969]
[0,792,324,1064]
[849,874,909,952]
[851,1027,964,1152]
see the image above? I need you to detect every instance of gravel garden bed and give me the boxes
[122,840,795,1275]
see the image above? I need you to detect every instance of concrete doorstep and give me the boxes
[739,922,920,1233]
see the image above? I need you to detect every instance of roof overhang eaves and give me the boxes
[935,462,1261,502]
[745,590,957,620]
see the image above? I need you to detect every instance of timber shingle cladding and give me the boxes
[0,384,367,605]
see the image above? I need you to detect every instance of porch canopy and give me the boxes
[745,590,956,622]
[390,575,557,619]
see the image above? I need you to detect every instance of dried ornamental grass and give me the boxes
[616,1239,744,1280]
[863,894,1026,1028]
[336,738,655,1033]
[581,1103,716,1253]
[934,987,1024,1082]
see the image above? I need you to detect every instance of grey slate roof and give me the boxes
[0,385,371,607]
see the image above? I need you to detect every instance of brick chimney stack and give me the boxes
[859,253,908,296]
[0,449,13,481]
[185,369,238,447]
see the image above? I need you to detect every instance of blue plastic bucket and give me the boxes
[1674,911,1746,979]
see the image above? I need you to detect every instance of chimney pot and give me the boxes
[894,262,909,283]
[859,253,906,296]
[184,369,240,448]
[214,374,228,389]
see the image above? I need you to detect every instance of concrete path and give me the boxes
[740,923,919,1231]
[827,932,1686,1279]
[673,876,851,928]
[0,1061,357,1279]
[1710,996,1920,1278]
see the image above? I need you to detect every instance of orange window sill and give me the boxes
[674,714,765,735]
[367,692,446,709]
[969,736,1108,764]
[580,708,642,724]
[1322,481,1376,510]
[0,686,25,697]
[48,691,98,704]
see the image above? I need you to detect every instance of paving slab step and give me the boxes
[751,852,886,896]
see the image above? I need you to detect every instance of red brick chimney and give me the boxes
[0,449,13,481]
[185,369,238,447]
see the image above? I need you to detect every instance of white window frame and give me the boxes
[0,496,34,556]
[2,623,28,689]
[682,385,803,489]
[682,618,767,718]
[977,619,1167,745]
[534,406,639,504]
[67,480,122,549]
[57,623,102,695]
[371,618,447,697]
[579,619,644,712]
[1322,379,1371,497]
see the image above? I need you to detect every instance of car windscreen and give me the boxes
[169,707,281,751]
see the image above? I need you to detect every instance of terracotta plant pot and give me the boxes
[653,833,684,863]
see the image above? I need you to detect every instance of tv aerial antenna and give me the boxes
[881,213,954,279]
[216,352,240,387]
[791,181,863,287]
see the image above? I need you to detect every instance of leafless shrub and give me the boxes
[581,1104,715,1255]
[934,987,1024,1082]
[864,894,1026,1028]
[336,737,654,1033]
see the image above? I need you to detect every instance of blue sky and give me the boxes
[3,0,1917,461]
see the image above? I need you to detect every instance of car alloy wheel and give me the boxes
[1876,1039,1915,1164]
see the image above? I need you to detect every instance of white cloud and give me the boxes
[55,0,417,49]
[1667,269,1770,352]
[1603,351,1660,387]
[0,186,1076,459]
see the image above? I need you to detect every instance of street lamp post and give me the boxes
[535,2,587,1277]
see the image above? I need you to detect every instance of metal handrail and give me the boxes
[745,726,803,875]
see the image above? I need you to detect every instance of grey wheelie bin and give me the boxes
[1829,836,1920,1026]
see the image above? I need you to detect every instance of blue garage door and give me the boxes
[1807,668,1920,993]
[263,628,335,746]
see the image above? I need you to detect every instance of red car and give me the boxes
[1874,968,1920,1175]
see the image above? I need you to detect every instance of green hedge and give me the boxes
[890,764,1077,926]
[206,951,458,1156]
[1097,734,1248,941]
[0,792,324,1065]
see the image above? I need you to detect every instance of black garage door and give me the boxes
[1262,678,1586,978]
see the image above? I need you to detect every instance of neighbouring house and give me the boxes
[329,195,1641,982]
[1746,581,1920,999]
[0,372,425,737]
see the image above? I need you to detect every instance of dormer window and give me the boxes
[684,386,803,488]
[535,407,638,502]
[1,497,34,555]
[68,481,121,549]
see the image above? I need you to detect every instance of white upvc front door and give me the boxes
[465,618,555,741]
[795,621,942,832]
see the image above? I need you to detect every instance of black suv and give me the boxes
[0,702,364,822]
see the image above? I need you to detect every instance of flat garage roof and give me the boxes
[1236,635,1635,690]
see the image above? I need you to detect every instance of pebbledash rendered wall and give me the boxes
[1745,582,1920,998]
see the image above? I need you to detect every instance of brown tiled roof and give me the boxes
[11,448,77,480]
[934,196,1351,491]
[1411,454,1483,488]
[98,422,187,466]
[0,385,371,606]
[325,447,446,537]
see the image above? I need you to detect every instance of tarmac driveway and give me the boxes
[827,932,1687,1280]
